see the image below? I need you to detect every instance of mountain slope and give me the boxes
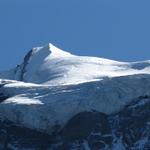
[0,92,149,150]
[0,43,150,85]
[0,74,150,132]
[0,43,150,149]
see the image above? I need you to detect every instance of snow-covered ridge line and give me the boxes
[0,43,150,86]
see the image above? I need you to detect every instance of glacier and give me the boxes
[0,44,150,132]
[0,43,150,134]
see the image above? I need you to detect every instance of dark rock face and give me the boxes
[0,93,9,103]
[0,84,9,103]
[0,97,150,150]
[60,112,112,150]
[13,49,33,82]
[0,120,52,150]
[20,49,33,81]
[61,112,110,140]
[110,96,150,149]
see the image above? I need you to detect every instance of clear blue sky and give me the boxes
[0,0,150,70]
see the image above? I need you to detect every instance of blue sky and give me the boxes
[0,0,150,70]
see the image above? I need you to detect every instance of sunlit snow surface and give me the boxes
[0,43,150,85]
[0,43,150,133]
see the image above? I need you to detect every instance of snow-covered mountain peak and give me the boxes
[0,43,150,85]
[30,43,72,60]
[39,43,72,57]
[0,43,150,149]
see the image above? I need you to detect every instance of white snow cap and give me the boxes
[0,43,150,86]
[43,43,72,57]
